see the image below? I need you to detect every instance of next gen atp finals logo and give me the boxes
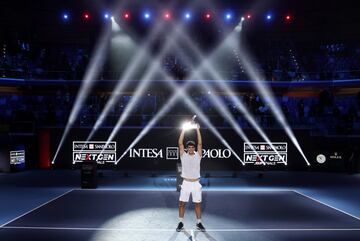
[243,142,287,165]
[72,141,116,164]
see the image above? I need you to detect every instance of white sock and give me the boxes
[197,219,201,224]
[179,217,184,223]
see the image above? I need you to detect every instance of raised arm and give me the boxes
[178,128,185,156]
[196,124,202,156]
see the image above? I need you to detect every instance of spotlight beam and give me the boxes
[83,0,198,149]
[104,27,183,148]
[168,33,270,164]
[99,7,235,155]
[233,44,311,166]
[52,25,112,164]
[116,0,245,165]
[173,23,283,164]
[162,34,265,164]
[116,73,245,165]
[119,1,300,168]
[84,14,176,144]
[115,36,245,165]
[116,83,191,163]
[196,80,266,165]
[106,2,247,166]
[166,79,245,165]
[198,12,310,166]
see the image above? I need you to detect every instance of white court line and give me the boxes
[0,189,74,228]
[73,188,177,192]
[72,188,295,192]
[292,190,360,221]
[1,226,360,232]
[191,229,196,240]
[2,189,359,232]
[202,189,293,192]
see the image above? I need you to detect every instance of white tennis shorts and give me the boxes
[179,180,202,203]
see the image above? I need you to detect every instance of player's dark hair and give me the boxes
[186,141,196,148]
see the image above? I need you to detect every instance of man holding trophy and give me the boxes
[176,116,206,232]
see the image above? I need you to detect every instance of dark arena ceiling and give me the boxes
[1,0,360,46]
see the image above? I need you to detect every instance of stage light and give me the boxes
[104,13,110,20]
[111,16,114,21]
[122,11,131,20]
[143,11,151,20]
[163,11,172,20]
[285,15,292,21]
[224,12,233,21]
[204,11,212,21]
[184,11,192,20]
[266,14,272,21]
[235,17,245,32]
[82,12,90,21]
[246,14,251,20]
[63,13,69,20]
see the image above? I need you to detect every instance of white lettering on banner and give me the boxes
[244,153,286,162]
[244,142,288,165]
[74,153,82,161]
[329,152,342,160]
[73,153,116,161]
[72,141,117,164]
[94,144,116,150]
[74,144,87,149]
[202,149,231,159]
[126,147,231,160]
[129,148,163,158]
[73,141,116,151]
[244,143,287,152]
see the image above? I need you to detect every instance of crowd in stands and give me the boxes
[1,88,359,134]
[1,40,360,81]
[1,38,360,134]
[0,41,89,80]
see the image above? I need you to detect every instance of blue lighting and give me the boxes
[266,14,272,21]
[143,11,151,20]
[104,13,110,19]
[184,11,192,20]
[63,13,69,20]
[224,11,234,22]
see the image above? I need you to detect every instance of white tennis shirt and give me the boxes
[180,151,202,179]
